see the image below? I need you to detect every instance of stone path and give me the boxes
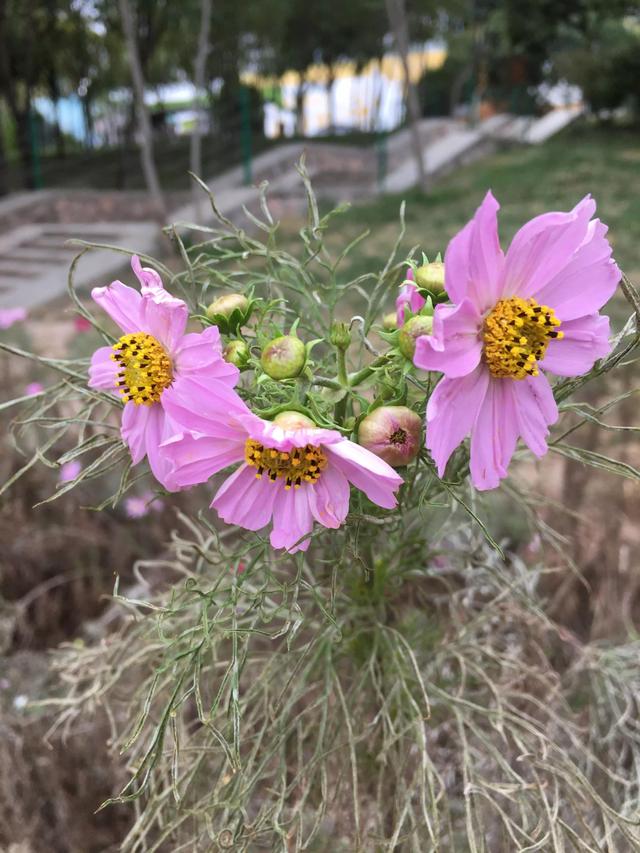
[0,107,583,312]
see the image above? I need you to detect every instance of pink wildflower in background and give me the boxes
[160,382,403,553]
[396,266,426,326]
[59,460,82,483]
[88,256,239,490]
[415,192,620,489]
[24,382,44,396]
[74,315,92,332]
[124,490,164,518]
[0,307,27,329]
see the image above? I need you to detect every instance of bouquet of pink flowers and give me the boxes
[3,174,639,850]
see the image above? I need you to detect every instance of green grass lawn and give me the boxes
[291,122,640,293]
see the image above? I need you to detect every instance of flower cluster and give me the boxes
[88,192,619,551]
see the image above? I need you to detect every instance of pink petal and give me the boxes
[91,281,143,334]
[326,440,402,509]
[469,377,520,490]
[426,365,490,477]
[248,418,343,452]
[414,299,483,378]
[541,314,611,377]
[121,402,152,465]
[212,464,278,532]
[396,281,426,325]
[501,196,596,301]
[444,191,505,312]
[527,220,620,321]
[131,255,164,294]
[88,345,118,391]
[308,464,351,529]
[269,484,315,552]
[160,431,245,487]
[139,292,188,353]
[162,377,254,435]
[174,325,239,386]
[144,407,181,491]
[512,372,558,458]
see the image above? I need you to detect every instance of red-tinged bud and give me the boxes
[358,405,422,467]
[261,335,306,379]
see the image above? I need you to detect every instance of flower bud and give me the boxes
[273,410,315,430]
[205,293,251,333]
[415,261,445,294]
[261,335,306,379]
[382,311,398,330]
[398,315,433,360]
[358,405,421,467]
[223,339,250,369]
[329,321,351,351]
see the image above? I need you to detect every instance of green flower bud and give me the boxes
[205,293,252,334]
[398,315,433,360]
[273,410,316,430]
[382,311,398,330]
[358,405,422,467]
[415,261,445,294]
[261,335,306,379]
[329,321,351,351]
[223,339,250,369]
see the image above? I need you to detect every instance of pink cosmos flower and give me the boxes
[59,460,82,483]
[88,256,239,490]
[124,490,164,518]
[0,307,27,329]
[25,382,44,396]
[415,192,620,490]
[160,383,403,553]
[396,266,426,326]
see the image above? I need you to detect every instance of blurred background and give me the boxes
[1,1,639,851]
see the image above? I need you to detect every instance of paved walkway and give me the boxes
[0,107,583,312]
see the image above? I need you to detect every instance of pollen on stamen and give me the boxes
[483,296,562,380]
[244,438,327,487]
[111,332,173,405]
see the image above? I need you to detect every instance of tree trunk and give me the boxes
[12,104,35,190]
[384,0,428,192]
[117,0,166,220]
[190,0,212,216]
[48,70,65,158]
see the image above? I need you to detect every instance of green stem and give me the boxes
[348,353,392,388]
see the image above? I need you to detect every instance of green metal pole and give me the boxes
[28,108,43,189]
[239,85,252,186]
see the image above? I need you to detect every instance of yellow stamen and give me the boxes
[111,332,173,405]
[483,296,563,380]
[244,438,327,489]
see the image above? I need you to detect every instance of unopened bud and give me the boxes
[261,335,306,379]
[329,321,351,351]
[273,410,316,430]
[358,405,422,467]
[398,315,433,359]
[382,311,397,330]
[223,339,250,369]
[415,261,445,294]
[206,293,251,333]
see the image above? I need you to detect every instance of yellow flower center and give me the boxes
[111,332,173,405]
[483,296,563,380]
[244,438,328,489]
